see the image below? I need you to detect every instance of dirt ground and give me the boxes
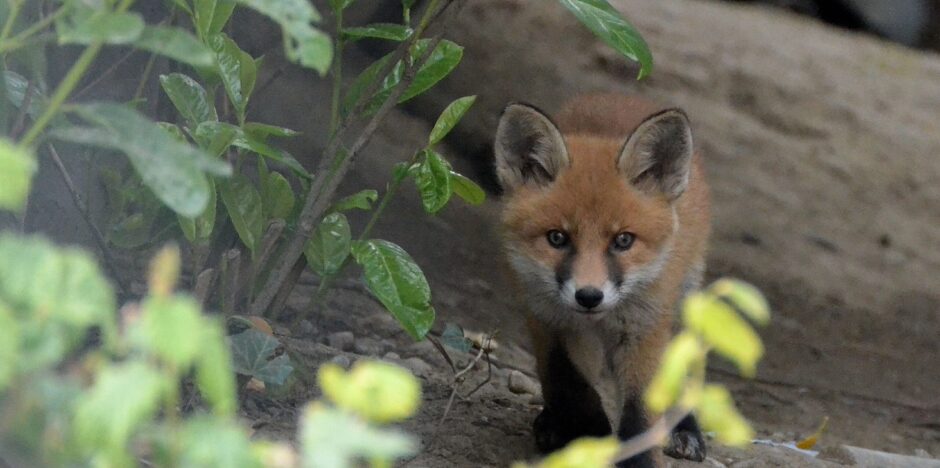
[236,0,940,466]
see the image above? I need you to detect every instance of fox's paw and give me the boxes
[533,408,568,454]
[664,428,706,462]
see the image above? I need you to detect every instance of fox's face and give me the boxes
[495,103,693,319]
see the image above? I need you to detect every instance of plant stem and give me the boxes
[328,9,344,136]
[6,5,64,45]
[0,0,23,44]
[19,42,103,146]
[251,0,452,318]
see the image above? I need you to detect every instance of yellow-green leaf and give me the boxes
[710,278,770,326]
[0,138,36,213]
[683,292,764,377]
[538,437,619,468]
[696,385,754,446]
[318,361,420,423]
[644,331,704,413]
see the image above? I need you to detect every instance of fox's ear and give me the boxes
[494,103,569,191]
[618,109,693,200]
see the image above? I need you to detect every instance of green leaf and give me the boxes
[301,403,417,468]
[412,149,452,214]
[135,26,215,68]
[0,138,36,213]
[229,328,293,385]
[342,23,412,42]
[683,292,764,377]
[304,212,351,276]
[449,171,485,206]
[4,70,47,119]
[346,39,463,116]
[330,189,378,212]
[428,95,476,145]
[194,0,236,38]
[132,295,205,370]
[194,121,237,158]
[243,122,300,139]
[230,126,310,179]
[160,73,218,128]
[710,278,770,326]
[557,0,653,79]
[196,320,238,415]
[0,303,19,391]
[234,0,332,74]
[696,384,754,446]
[644,331,704,413]
[261,171,295,221]
[158,121,189,142]
[180,416,260,468]
[74,362,168,461]
[57,11,145,45]
[441,323,472,353]
[318,361,421,423]
[350,240,435,340]
[52,103,231,218]
[208,33,256,122]
[219,175,264,254]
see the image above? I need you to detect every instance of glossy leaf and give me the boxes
[346,39,463,115]
[412,149,452,214]
[194,0,236,38]
[304,212,351,276]
[557,0,653,79]
[696,384,754,445]
[3,70,46,119]
[194,121,238,158]
[243,122,300,139]
[318,361,420,423]
[57,11,145,45]
[135,26,215,68]
[229,328,293,385]
[428,95,476,145]
[160,73,218,128]
[301,402,416,468]
[0,138,36,213]
[230,128,310,179]
[261,171,295,221]
[52,103,231,218]
[350,240,435,340]
[342,23,412,42]
[683,292,764,377]
[234,0,332,74]
[449,171,485,206]
[219,175,263,254]
[208,34,256,122]
[330,189,378,212]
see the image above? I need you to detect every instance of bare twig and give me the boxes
[250,0,453,318]
[612,407,691,464]
[426,335,457,373]
[438,336,490,425]
[47,144,130,296]
[220,248,242,316]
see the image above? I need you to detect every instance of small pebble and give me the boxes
[508,370,540,396]
[329,354,351,369]
[299,319,316,336]
[327,331,355,351]
[384,352,401,360]
[401,357,433,376]
[353,337,387,356]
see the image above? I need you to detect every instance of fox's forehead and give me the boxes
[502,135,674,242]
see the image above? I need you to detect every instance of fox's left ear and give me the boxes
[618,109,693,200]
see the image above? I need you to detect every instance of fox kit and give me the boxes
[494,94,711,467]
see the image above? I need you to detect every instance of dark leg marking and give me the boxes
[663,413,707,462]
[615,396,655,468]
[534,340,611,453]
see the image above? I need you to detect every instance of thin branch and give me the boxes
[47,144,130,296]
[612,407,691,464]
[250,2,451,317]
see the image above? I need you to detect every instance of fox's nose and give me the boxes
[575,287,604,309]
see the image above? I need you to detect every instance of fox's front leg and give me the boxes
[532,337,612,453]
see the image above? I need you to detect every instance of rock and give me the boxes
[299,319,316,336]
[327,331,355,352]
[383,352,401,361]
[507,370,541,396]
[329,354,351,369]
[841,445,940,468]
[400,357,433,377]
[353,337,387,356]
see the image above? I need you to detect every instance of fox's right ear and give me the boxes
[494,103,569,191]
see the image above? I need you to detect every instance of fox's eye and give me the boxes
[546,230,569,249]
[612,232,635,251]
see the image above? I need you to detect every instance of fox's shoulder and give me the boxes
[555,94,670,139]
